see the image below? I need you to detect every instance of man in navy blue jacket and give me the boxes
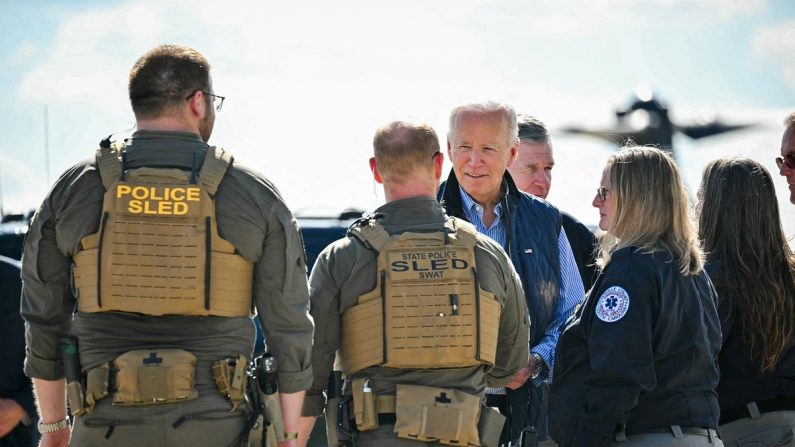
[438,101,584,445]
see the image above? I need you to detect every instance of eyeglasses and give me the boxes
[776,154,795,170]
[186,90,225,112]
[596,186,610,202]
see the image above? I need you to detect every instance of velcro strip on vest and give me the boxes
[341,217,500,375]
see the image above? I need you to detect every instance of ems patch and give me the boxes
[595,286,630,323]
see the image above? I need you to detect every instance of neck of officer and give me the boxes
[383,175,439,203]
[136,113,200,135]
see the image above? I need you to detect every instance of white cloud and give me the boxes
[753,19,795,92]
[6,0,792,237]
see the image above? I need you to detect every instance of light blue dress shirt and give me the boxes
[459,186,584,385]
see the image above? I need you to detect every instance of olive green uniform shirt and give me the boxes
[303,196,530,416]
[21,130,313,394]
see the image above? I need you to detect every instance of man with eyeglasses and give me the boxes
[779,112,795,204]
[20,44,313,447]
[507,115,598,293]
[438,102,585,446]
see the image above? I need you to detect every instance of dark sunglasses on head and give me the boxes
[776,154,795,170]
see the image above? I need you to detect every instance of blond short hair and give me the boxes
[597,146,703,275]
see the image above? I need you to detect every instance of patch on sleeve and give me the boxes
[595,286,630,323]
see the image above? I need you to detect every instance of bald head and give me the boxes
[373,121,440,182]
[371,121,443,200]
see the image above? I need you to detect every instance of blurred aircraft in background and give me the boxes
[561,85,757,161]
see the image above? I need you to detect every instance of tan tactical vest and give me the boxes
[72,143,254,317]
[340,217,502,375]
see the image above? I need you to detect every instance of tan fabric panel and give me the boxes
[478,291,501,366]
[341,297,384,375]
[112,349,198,406]
[73,149,254,317]
[341,217,502,374]
[209,252,254,317]
[394,384,481,446]
[73,248,99,312]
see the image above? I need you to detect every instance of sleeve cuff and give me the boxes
[531,345,554,384]
[301,393,327,417]
[24,354,64,381]
[277,366,314,394]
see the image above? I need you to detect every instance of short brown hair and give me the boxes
[373,121,440,182]
[785,112,795,127]
[128,44,211,118]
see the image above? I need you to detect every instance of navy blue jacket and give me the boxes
[550,247,721,447]
[438,170,561,442]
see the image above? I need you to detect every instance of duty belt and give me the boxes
[720,397,795,425]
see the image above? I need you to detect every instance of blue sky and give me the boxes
[1,0,793,236]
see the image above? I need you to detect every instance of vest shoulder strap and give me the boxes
[95,143,124,190]
[446,216,478,248]
[199,147,233,196]
[348,219,391,252]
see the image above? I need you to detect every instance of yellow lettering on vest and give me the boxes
[158,201,173,214]
[173,202,189,215]
[149,187,164,201]
[128,200,143,213]
[132,186,149,200]
[186,187,200,201]
[171,188,186,201]
[142,201,158,214]
[116,184,131,198]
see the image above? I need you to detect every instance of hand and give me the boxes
[0,397,25,438]
[505,365,532,390]
[505,354,542,390]
[38,426,71,447]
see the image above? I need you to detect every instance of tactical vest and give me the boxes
[71,143,254,317]
[340,217,501,375]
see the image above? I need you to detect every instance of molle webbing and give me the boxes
[341,218,501,375]
[72,145,254,317]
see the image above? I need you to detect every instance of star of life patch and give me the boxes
[595,286,630,323]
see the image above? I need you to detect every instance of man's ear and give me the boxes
[369,157,383,184]
[187,91,206,118]
[433,152,444,180]
[506,138,519,168]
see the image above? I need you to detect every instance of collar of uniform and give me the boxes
[129,129,205,143]
[123,130,210,170]
[372,196,447,231]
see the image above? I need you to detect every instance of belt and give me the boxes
[616,425,719,443]
[720,397,795,424]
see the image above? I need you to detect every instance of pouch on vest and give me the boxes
[341,217,501,374]
[84,363,110,413]
[72,144,254,317]
[112,349,198,405]
[351,377,378,431]
[394,383,482,446]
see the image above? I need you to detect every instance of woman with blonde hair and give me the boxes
[549,147,722,447]
[698,157,795,446]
